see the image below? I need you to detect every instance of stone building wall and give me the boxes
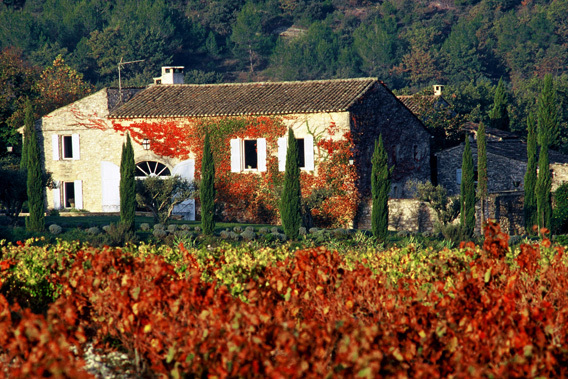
[40,89,185,212]
[436,143,526,196]
[355,198,438,233]
[349,84,431,199]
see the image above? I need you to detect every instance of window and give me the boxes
[52,134,80,160]
[135,161,171,177]
[243,140,258,170]
[62,136,73,159]
[53,180,83,209]
[231,138,267,172]
[278,135,314,171]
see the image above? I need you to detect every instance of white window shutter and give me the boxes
[72,134,80,160]
[278,137,287,172]
[74,180,83,209]
[456,169,462,184]
[304,135,314,171]
[230,138,241,173]
[52,135,60,161]
[257,138,267,172]
[52,181,61,209]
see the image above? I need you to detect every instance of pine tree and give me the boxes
[280,128,302,240]
[201,132,216,235]
[24,100,45,232]
[489,77,509,131]
[524,112,538,233]
[371,135,390,241]
[477,122,487,227]
[536,74,557,233]
[120,133,136,232]
[460,137,475,236]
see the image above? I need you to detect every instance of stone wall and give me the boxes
[349,83,431,199]
[355,198,438,233]
[436,143,526,196]
[40,89,186,212]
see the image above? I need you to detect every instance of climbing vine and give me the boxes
[110,116,359,227]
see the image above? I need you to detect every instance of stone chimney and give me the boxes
[153,66,184,85]
[433,84,443,96]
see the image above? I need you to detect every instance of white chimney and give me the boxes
[153,66,184,85]
[433,84,443,96]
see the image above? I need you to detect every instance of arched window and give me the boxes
[135,161,171,178]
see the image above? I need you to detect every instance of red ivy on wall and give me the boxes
[109,116,359,227]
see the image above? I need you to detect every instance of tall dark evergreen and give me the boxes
[477,122,487,227]
[120,133,136,232]
[489,78,509,131]
[280,128,302,240]
[536,74,557,233]
[20,98,33,170]
[371,135,390,241]
[537,73,559,149]
[24,100,45,232]
[524,113,538,233]
[201,132,216,235]
[460,137,475,236]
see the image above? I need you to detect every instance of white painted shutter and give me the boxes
[278,137,287,172]
[456,169,462,184]
[304,135,314,171]
[52,181,61,209]
[101,161,120,212]
[52,135,60,161]
[72,134,80,160]
[257,138,267,172]
[74,180,83,209]
[230,138,241,173]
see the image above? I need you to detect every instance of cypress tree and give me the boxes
[536,74,557,233]
[524,112,538,233]
[489,77,509,131]
[371,135,390,241]
[477,122,487,227]
[460,137,475,236]
[280,128,302,240]
[20,99,33,170]
[201,132,216,235]
[25,100,45,232]
[120,133,136,232]
[538,73,559,148]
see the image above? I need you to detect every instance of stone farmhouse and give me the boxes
[37,66,431,227]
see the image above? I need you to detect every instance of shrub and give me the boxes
[103,223,138,246]
[48,224,62,235]
[154,224,165,230]
[180,224,191,231]
[241,230,256,241]
[86,227,100,235]
[194,226,202,234]
[299,227,307,236]
[233,226,243,234]
[271,227,280,234]
[258,227,269,234]
[167,224,178,233]
[140,223,151,231]
[153,228,168,239]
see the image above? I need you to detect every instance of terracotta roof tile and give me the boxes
[108,78,378,118]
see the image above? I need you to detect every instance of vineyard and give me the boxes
[1,222,568,378]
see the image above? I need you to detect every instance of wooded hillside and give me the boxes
[2,0,568,153]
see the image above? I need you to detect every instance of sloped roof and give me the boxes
[108,78,378,118]
[461,121,521,141]
[437,140,568,165]
[397,94,449,115]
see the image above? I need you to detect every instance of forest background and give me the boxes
[1,0,568,155]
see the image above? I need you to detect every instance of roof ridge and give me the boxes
[152,77,377,88]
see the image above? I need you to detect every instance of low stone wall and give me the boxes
[356,191,527,235]
[355,198,438,232]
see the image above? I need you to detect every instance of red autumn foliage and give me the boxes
[2,222,568,377]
